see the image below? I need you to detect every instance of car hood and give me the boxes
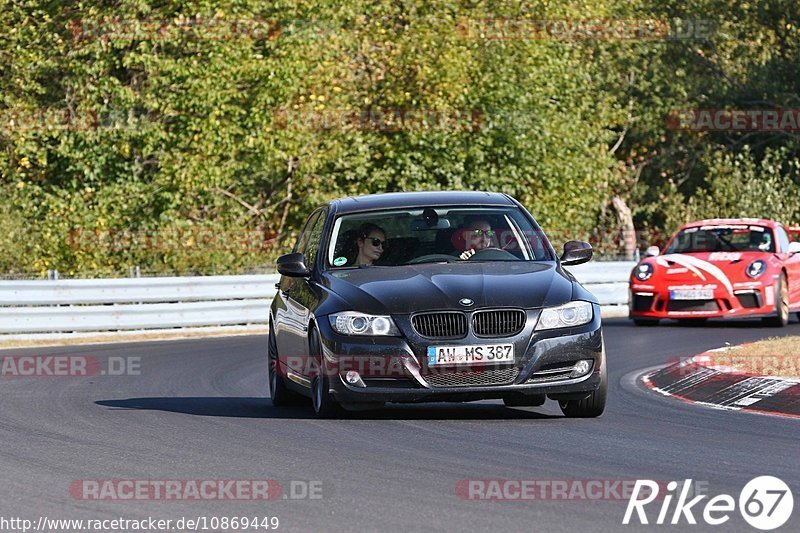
[319,262,575,315]
[646,251,772,277]
[658,251,768,265]
[633,251,778,293]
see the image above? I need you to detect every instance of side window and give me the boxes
[293,211,321,254]
[776,227,790,253]
[304,209,327,268]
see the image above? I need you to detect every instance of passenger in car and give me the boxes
[353,223,388,266]
[752,231,773,252]
[459,219,496,260]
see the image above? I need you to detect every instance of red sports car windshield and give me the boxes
[665,225,775,254]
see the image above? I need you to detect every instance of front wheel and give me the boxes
[559,358,607,418]
[763,273,789,327]
[309,328,345,419]
[268,324,305,407]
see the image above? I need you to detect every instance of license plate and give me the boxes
[670,289,714,300]
[427,344,514,366]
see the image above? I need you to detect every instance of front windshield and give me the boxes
[665,225,775,253]
[326,206,553,267]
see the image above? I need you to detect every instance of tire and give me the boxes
[763,273,789,327]
[559,358,607,418]
[268,324,305,407]
[309,328,345,419]
[632,318,659,326]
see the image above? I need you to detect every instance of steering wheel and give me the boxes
[466,247,519,261]
[406,254,459,264]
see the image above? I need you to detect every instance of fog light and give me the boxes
[569,360,592,378]
[344,370,366,387]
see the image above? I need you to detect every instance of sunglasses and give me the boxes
[471,229,496,237]
[368,237,388,248]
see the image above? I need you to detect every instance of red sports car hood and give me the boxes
[648,251,773,292]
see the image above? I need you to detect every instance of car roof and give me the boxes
[330,191,515,214]
[679,218,781,230]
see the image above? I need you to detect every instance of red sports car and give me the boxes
[629,218,800,326]
[789,225,800,243]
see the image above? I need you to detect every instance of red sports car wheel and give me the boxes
[763,273,789,327]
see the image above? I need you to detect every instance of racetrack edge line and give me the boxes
[640,353,800,420]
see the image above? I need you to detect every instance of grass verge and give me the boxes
[703,336,800,379]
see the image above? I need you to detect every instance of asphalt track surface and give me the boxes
[1,318,799,532]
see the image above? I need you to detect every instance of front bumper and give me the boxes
[629,278,779,320]
[315,305,604,404]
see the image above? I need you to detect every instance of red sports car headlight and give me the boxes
[634,263,654,281]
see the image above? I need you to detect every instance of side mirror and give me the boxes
[645,246,661,257]
[787,242,800,255]
[277,252,311,277]
[560,241,593,266]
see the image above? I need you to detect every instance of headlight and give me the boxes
[329,312,401,336]
[535,301,593,331]
[634,262,654,281]
[746,260,766,278]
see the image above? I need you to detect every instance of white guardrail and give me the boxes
[0,262,635,335]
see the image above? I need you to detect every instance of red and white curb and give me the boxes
[642,347,800,419]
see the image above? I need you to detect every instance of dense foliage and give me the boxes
[1,0,798,276]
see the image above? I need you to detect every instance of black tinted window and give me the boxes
[305,209,327,268]
[293,210,321,255]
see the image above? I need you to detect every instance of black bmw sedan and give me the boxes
[269,191,606,418]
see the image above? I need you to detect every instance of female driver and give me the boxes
[353,223,388,266]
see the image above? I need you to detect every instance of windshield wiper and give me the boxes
[711,232,740,251]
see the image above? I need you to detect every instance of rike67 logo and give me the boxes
[624,477,794,530]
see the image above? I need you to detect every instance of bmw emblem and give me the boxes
[459,298,474,307]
